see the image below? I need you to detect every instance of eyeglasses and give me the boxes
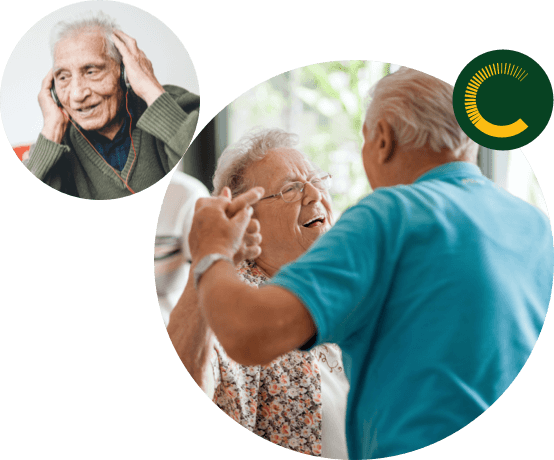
[259,174,332,203]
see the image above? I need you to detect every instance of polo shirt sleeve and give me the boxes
[136,86,200,170]
[270,190,402,347]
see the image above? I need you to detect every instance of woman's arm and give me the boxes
[167,188,265,395]
[167,269,215,398]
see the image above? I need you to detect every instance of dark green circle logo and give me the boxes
[453,50,553,150]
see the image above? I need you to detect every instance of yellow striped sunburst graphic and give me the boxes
[465,63,528,138]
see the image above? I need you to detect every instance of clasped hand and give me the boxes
[189,187,265,266]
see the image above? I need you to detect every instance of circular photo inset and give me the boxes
[154,61,552,459]
[1,1,200,200]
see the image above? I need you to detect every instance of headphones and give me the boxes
[51,63,130,107]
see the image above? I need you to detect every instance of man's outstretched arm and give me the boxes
[197,261,315,365]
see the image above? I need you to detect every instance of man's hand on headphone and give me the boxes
[112,30,165,107]
[38,68,69,144]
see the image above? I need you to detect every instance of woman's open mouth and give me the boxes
[302,215,326,228]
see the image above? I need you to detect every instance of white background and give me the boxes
[0,0,199,145]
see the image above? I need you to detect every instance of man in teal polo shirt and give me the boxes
[188,67,552,459]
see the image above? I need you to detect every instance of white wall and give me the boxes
[505,150,548,213]
[0,1,200,146]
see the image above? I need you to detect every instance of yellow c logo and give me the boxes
[465,63,528,138]
[454,50,552,150]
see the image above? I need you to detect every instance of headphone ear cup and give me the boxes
[120,64,130,91]
[51,81,62,108]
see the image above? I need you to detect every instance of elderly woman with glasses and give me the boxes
[167,128,349,458]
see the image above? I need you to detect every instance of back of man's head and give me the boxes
[364,67,477,161]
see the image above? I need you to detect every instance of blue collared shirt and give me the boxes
[84,110,133,171]
[272,162,553,459]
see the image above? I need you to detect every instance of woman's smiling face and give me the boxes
[243,148,333,276]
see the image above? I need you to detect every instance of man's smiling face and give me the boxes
[53,30,124,139]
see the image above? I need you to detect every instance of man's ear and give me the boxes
[375,119,395,165]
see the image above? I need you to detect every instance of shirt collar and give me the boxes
[75,107,135,145]
[414,161,483,184]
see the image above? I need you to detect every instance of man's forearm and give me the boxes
[142,87,165,107]
[25,134,70,182]
[41,123,66,144]
[136,89,199,169]
[194,260,253,359]
[198,260,282,366]
[167,273,215,397]
[197,260,315,366]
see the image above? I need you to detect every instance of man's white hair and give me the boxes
[50,11,122,64]
[364,66,478,161]
[212,128,302,197]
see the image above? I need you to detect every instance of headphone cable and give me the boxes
[60,90,137,195]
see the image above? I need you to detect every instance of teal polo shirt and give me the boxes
[271,162,552,459]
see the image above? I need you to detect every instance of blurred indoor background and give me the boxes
[156,60,548,325]
[182,60,547,217]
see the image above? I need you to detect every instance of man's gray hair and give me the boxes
[364,66,478,161]
[50,11,122,64]
[213,128,300,197]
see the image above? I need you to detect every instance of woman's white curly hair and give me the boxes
[212,128,303,197]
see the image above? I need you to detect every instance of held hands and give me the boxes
[189,187,265,266]
[112,30,165,106]
[224,188,265,265]
[39,68,69,144]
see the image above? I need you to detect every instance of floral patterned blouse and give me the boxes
[211,260,344,456]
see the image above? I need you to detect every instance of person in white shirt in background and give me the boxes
[155,170,209,325]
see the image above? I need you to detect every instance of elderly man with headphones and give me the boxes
[25,11,200,199]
